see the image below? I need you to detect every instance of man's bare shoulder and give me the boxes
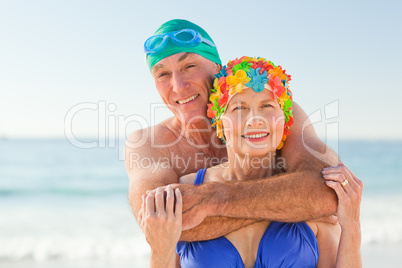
[281,101,337,170]
[124,118,181,183]
[125,117,179,152]
[286,101,307,133]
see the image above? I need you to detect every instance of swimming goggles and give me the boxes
[144,28,216,56]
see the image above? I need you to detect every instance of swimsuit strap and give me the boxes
[194,168,207,185]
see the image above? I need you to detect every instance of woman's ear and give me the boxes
[220,117,229,144]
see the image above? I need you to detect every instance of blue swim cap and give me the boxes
[145,19,221,71]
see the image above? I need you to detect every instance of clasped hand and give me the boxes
[138,185,182,259]
[322,164,363,230]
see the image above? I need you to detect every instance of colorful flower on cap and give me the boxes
[207,56,293,149]
[246,68,268,93]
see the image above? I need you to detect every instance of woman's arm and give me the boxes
[318,164,363,268]
[138,186,182,268]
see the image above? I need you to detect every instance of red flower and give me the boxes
[284,127,290,136]
[263,62,274,71]
[251,61,265,71]
[230,58,242,66]
[269,76,286,97]
[285,116,293,127]
[207,104,217,118]
[218,91,229,107]
[220,81,228,95]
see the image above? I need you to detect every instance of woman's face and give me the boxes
[221,88,285,157]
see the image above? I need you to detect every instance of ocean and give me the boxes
[0,139,401,267]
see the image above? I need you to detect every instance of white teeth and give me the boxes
[243,133,269,139]
[178,94,199,104]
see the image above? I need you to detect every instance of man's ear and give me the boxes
[211,63,222,76]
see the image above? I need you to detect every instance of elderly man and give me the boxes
[125,19,341,242]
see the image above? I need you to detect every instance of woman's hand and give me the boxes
[322,163,363,231]
[322,164,363,267]
[138,185,182,267]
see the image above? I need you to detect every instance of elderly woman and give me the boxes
[139,57,363,268]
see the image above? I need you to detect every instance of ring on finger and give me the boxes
[341,179,349,187]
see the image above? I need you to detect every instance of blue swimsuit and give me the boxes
[176,169,319,268]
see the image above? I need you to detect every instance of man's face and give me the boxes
[151,53,220,124]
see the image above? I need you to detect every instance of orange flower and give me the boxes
[268,66,287,81]
[277,141,284,150]
[215,121,224,140]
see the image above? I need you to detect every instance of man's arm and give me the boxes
[172,102,338,229]
[125,127,177,219]
[181,216,260,241]
[125,127,260,241]
[281,102,339,173]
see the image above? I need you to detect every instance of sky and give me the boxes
[1,0,401,142]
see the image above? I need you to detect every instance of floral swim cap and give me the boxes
[207,56,293,150]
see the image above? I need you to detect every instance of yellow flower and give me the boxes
[226,70,251,86]
[278,91,290,109]
[226,70,251,96]
[249,57,266,63]
[210,91,220,102]
[213,78,219,90]
[230,83,244,95]
[278,98,284,110]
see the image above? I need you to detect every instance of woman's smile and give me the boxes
[241,132,270,142]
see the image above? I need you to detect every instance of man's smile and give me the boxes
[177,94,200,104]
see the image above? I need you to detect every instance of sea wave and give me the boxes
[0,188,127,197]
[0,235,148,262]
[1,196,402,263]
[0,224,401,263]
